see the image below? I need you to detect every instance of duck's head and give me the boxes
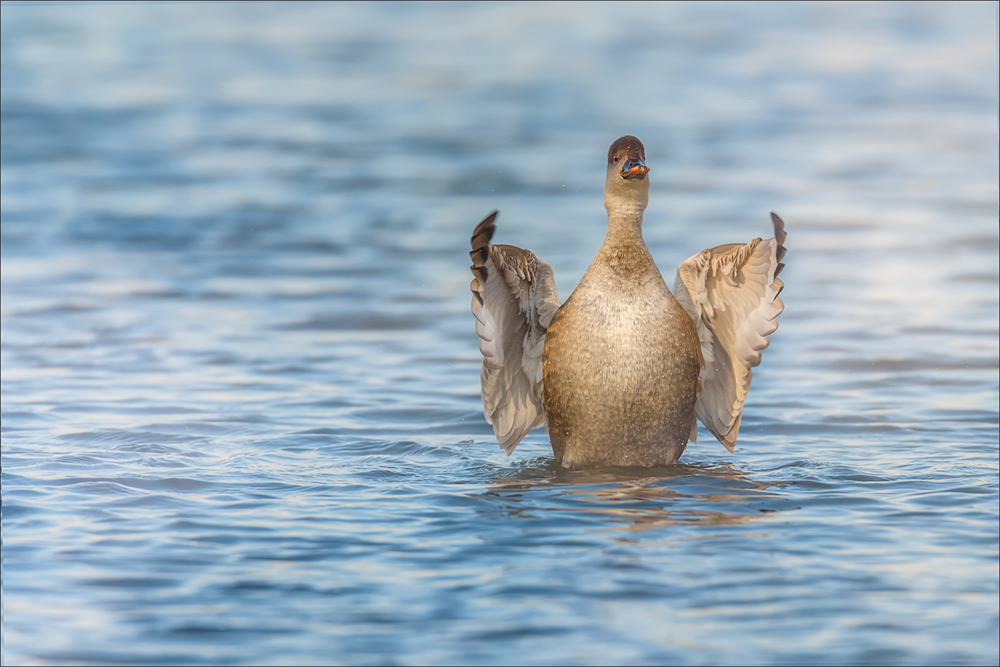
[604,135,650,214]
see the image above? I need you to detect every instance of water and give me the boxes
[2,3,997,664]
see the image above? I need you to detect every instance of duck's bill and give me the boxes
[621,159,650,180]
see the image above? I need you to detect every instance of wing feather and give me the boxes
[674,212,787,451]
[470,211,560,454]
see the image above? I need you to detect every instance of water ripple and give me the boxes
[2,2,997,665]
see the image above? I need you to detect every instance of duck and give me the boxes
[469,135,786,468]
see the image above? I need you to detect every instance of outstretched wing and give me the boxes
[674,212,787,451]
[470,211,560,454]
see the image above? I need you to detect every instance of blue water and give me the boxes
[2,3,998,664]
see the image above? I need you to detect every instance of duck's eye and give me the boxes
[613,154,620,163]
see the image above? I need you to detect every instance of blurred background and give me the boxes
[2,2,997,665]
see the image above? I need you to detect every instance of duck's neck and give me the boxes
[586,197,658,286]
[602,199,647,249]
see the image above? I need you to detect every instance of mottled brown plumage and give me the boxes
[469,136,786,468]
[542,239,702,467]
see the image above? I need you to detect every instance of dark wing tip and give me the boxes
[470,210,499,275]
[471,210,499,251]
[770,212,786,244]
[770,212,787,263]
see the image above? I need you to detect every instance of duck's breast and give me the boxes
[542,265,701,467]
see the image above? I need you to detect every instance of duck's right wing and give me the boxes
[674,213,787,451]
[470,211,560,455]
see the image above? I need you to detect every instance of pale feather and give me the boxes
[674,213,787,451]
[470,211,560,454]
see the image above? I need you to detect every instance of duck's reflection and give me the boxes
[483,457,779,531]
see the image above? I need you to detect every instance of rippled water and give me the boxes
[2,3,998,664]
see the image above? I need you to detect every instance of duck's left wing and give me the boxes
[673,213,787,451]
[470,211,560,455]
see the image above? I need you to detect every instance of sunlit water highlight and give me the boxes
[2,3,998,664]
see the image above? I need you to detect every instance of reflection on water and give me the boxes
[487,461,776,530]
[2,2,998,665]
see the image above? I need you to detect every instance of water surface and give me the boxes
[2,3,998,664]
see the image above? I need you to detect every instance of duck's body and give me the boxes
[543,214,701,467]
[469,136,785,469]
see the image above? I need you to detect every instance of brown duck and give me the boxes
[469,135,786,468]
